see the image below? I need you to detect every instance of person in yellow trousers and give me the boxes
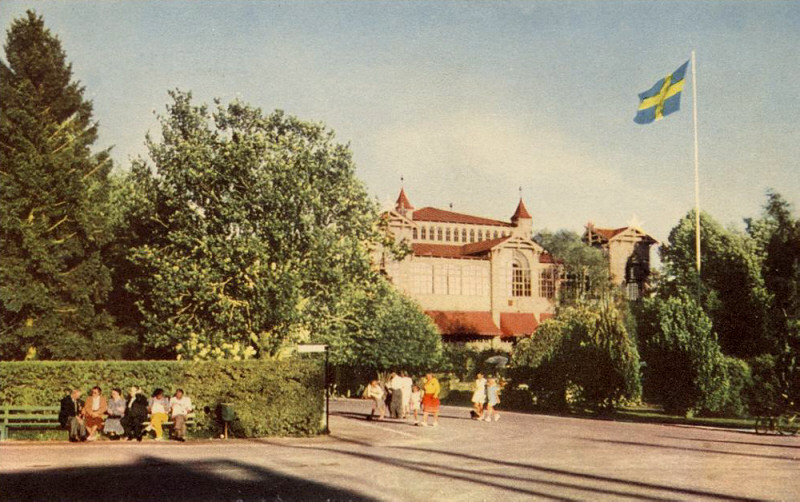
[421,372,441,427]
[146,388,170,440]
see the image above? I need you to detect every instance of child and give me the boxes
[409,384,423,425]
[364,379,386,421]
[483,378,500,422]
[471,373,486,420]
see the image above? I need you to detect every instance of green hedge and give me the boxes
[0,359,324,437]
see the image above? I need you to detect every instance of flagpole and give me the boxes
[691,50,701,273]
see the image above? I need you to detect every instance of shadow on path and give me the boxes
[0,455,372,502]
[659,435,800,450]
[581,437,799,462]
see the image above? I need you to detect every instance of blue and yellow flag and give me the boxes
[634,60,690,124]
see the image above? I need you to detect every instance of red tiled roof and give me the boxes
[396,188,414,210]
[539,252,560,264]
[591,227,628,240]
[411,236,509,260]
[511,199,532,220]
[413,207,513,227]
[500,313,539,336]
[539,312,555,323]
[425,311,502,336]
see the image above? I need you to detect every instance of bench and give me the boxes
[0,405,196,441]
[0,405,61,441]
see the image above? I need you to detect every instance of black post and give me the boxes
[324,346,330,434]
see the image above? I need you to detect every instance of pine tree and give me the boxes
[0,11,124,359]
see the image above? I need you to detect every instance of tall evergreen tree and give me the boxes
[0,11,122,359]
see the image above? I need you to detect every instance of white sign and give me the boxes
[297,344,328,353]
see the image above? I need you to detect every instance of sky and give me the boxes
[2,0,798,249]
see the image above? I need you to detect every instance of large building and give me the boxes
[582,222,658,300]
[380,189,559,340]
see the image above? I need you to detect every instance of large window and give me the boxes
[411,263,433,294]
[539,268,556,299]
[462,265,489,296]
[511,255,532,297]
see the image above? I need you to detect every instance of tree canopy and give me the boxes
[535,229,609,303]
[0,11,122,359]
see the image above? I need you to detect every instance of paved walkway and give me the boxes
[1,399,798,501]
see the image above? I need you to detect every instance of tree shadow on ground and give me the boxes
[659,435,800,449]
[579,437,799,462]
[260,441,765,502]
[0,455,373,502]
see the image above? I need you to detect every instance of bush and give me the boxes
[509,302,641,411]
[637,295,733,415]
[0,359,324,437]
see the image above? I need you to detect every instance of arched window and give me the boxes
[420,227,427,240]
[478,230,483,241]
[453,227,460,242]
[413,228,418,239]
[462,229,467,242]
[445,228,451,242]
[511,253,532,297]
[437,227,443,241]
[494,231,499,239]
[469,229,475,242]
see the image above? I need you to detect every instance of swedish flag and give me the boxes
[634,60,690,124]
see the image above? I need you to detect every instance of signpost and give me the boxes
[297,344,329,434]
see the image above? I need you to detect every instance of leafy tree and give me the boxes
[535,229,610,303]
[0,11,126,359]
[746,190,800,407]
[636,295,741,415]
[510,300,641,410]
[659,210,770,358]
[124,91,406,359]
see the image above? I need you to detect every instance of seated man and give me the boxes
[169,389,192,442]
[58,388,86,442]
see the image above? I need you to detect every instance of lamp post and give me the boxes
[297,344,329,434]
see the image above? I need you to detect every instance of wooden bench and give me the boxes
[0,405,196,441]
[0,405,61,441]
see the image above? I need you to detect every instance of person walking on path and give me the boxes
[58,388,86,442]
[400,371,414,419]
[389,371,405,419]
[421,372,441,427]
[364,379,386,420]
[82,386,108,441]
[147,388,170,440]
[471,373,487,420]
[169,389,193,442]
[104,388,126,439]
[483,378,501,422]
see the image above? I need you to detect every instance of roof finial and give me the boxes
[449,202,453,210]
[519,186,523,198]
[400,175,405,188]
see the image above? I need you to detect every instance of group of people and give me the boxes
[471,373,501,422]
[364,372,442,427]
[58,386,193,443]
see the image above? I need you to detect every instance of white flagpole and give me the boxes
[691,50,701,273]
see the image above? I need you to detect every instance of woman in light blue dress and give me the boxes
[105,388,126,438]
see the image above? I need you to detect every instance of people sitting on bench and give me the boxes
[105,388,126,440]
[146,388,170,441]
[82,386,107,441]
[169,389,192,442]
[58,388,86,442]
[121,386,149,442]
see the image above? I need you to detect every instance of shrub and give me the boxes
[637,295,732,415]
[0,359,324,437]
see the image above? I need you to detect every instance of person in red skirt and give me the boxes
[420,372,441,427]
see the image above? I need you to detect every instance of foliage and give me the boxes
[0,359,324,437]
[122,91,383,358]
[328,278,443,373]
[509,300,641,410]
[440,340,512,380]
[636,295,741,415]
[659,210,770,358]
[535,229,610,303]
[0,11,130,359]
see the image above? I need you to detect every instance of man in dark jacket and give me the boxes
[58,389,86,442]
[121,386,149,441]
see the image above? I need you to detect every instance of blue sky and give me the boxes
[2,1,798,247]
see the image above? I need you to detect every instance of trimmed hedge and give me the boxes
[0,359,324,437]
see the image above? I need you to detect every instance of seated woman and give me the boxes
[122,386,149,441]
[104,388,126,439]
[81,386,108,441]
[147,388,170,441]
